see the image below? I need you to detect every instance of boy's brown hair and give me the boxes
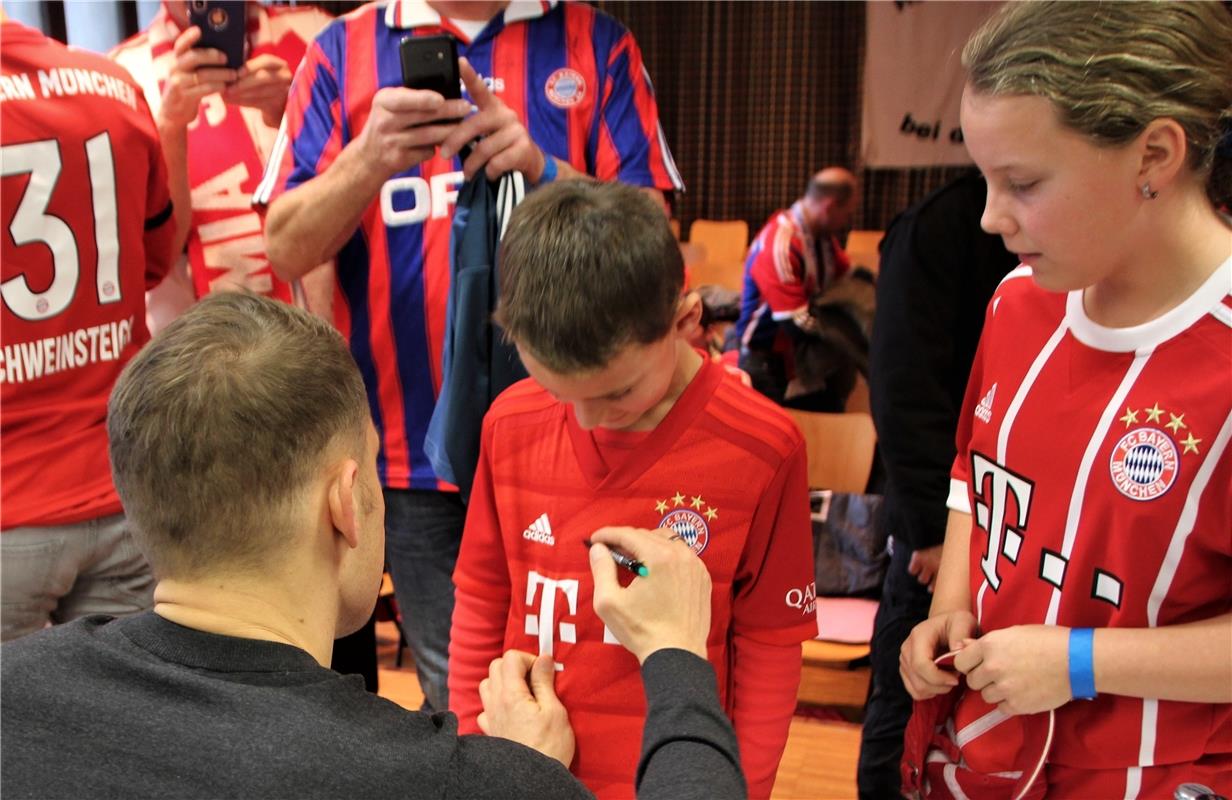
[495,181,684,374]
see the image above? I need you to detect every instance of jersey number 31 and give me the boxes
[2,133,122,321]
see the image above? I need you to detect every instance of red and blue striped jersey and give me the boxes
[734,201,852,352]
[256,0,683,489]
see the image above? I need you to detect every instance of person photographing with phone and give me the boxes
[259,0,683,718]
[111,0,336,315]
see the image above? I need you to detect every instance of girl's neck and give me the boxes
[1084,191,1231,329]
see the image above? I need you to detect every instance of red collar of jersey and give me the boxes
[385,0,556,32]
[566,355,725,490]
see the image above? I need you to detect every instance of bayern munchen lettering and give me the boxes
[0,316,134,384]
[0,68,138,110]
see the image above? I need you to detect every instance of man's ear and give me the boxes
[1137,118,1188,191]
[674,290,703,335]
[327,459,361,550]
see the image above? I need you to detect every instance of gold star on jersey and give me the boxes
[1109,402,1202,501]
[653,492,717,554]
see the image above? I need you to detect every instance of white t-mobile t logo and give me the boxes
[971,452,1034,591]
[525,571,579,671]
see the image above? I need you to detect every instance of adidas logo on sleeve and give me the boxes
[522,513,555,546]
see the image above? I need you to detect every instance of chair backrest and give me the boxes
[689,219,749,265]
[688,259,745,292]
[787,410,876,493]
[845,229,884,273]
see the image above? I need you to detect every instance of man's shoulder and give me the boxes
[754,208,795,235]
[557,1,627,36]
[0,617,115,703]
[449,735,590,799]
[22,36,139,87]
[752,209,803,252]
[298,3,375,55]
[263,4,336,45]
[2,616,99,664]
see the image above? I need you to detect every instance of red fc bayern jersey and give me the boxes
[450,358,817,797]
[735,200,852,351]
[253,0,683,491]
[946,262,1232,791]
[1,21,175,530]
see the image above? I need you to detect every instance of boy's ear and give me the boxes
[1137,117,1187,191]
[327,459,362,551]
[673,291,703,334]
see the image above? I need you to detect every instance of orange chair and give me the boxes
[688,259,745,292]
[787,410,879,706]
[845,229,884,273]
[688,219,749,266]
[786,409,876,493]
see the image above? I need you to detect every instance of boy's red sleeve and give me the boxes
[729,439,816,797]
[447,419,512,733]
[730,637,803,799]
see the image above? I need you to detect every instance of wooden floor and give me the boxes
[375,622,861,799]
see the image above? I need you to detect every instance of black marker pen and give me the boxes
[582,539,648,577]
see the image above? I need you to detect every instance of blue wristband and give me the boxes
[536,151,558,186]
[1068,627,1097,700]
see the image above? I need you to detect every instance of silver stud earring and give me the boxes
[1140,183,1158,200]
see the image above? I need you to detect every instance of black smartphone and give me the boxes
[187,0,247,70]
[399,33,468,158]
[399,34,461,99]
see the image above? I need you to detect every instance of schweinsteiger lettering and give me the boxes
[0,316,135,384]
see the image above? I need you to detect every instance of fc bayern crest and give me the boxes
[658,509,710,555]
[545,68,586,108]
[1110,427,1179,501]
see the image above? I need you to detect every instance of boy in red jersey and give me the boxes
[449,181,817,798]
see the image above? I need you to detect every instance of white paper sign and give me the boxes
[861,1,1002,168]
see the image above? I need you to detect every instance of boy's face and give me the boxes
[518,335,682,432]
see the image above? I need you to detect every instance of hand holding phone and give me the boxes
[160,24,239,128]
[400,35,471,158]
[399,35,462,100]
[187,0,247,71]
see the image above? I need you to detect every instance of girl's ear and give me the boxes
[1137,118,1188,192]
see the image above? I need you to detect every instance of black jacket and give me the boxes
[868,172,1018,552]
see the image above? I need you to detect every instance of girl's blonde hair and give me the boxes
[963,1,1232,205]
